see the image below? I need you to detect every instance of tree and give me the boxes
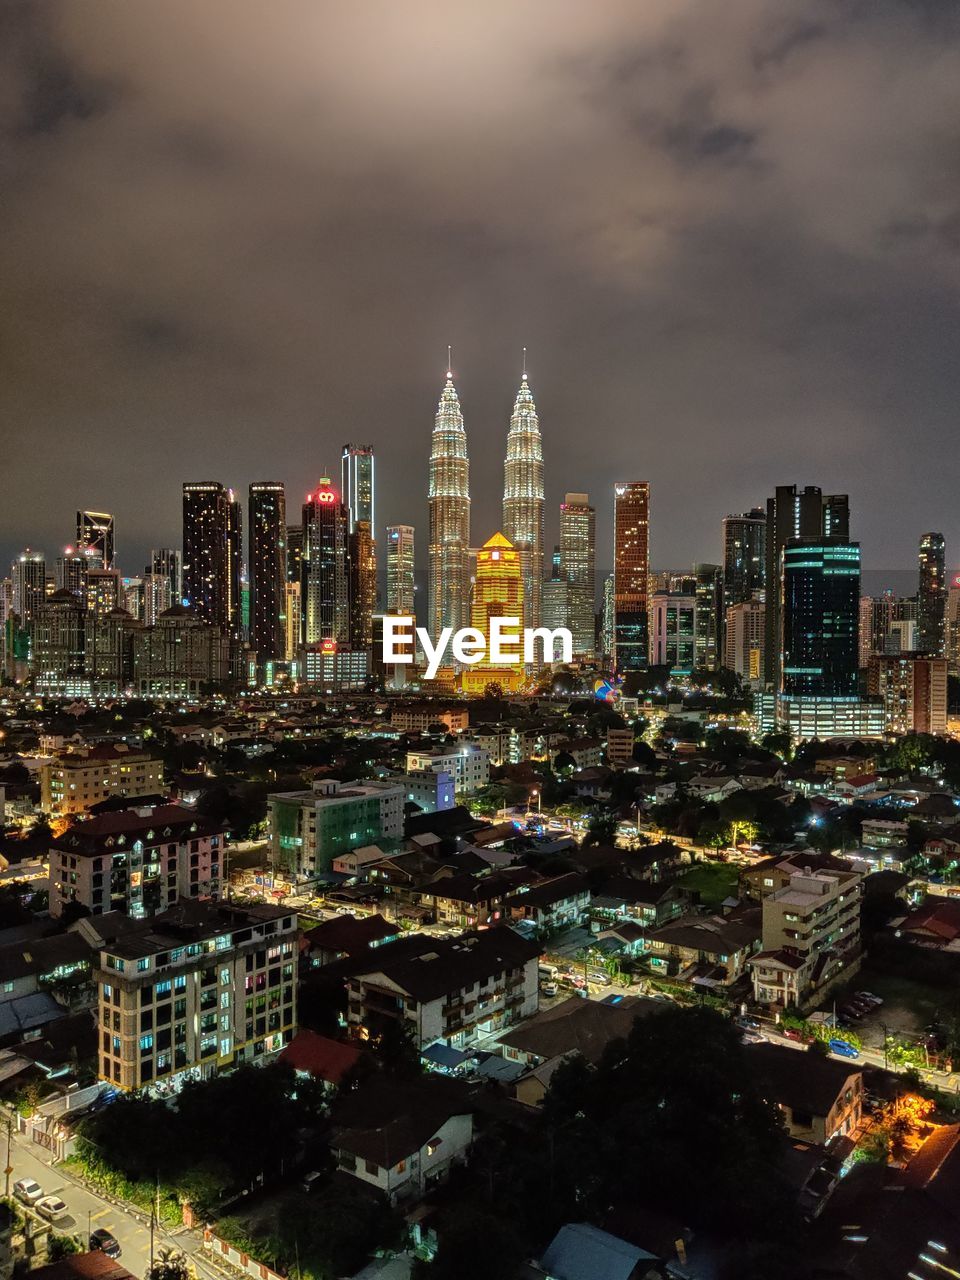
[582,812,617,846]
[761,731,793,760]
[415,1208,526,1280]
[145,1248,194,1280]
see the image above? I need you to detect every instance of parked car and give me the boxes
[856,991,883,1006]
[13,1179,43,1207]
[782,1027,811,1043]
[741,1030,765,1044]
[301,1171,323,1194]
[36,1196,69,1223]
[541,981,559,998]
[587,971,612,987]
[90,1229,121,1258]
[737,1016,761,1031]
[829,1038,860,1059]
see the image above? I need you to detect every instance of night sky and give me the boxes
[3,1,960,580]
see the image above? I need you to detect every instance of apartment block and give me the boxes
[405,745,490,794]
[49,804,224,919]
[40,745,165,817]
[267,778,405,879]
[95,899,297,1090]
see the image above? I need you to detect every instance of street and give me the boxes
[6,1130,219,1280]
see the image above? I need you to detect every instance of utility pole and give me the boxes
[4,1113,12,1200]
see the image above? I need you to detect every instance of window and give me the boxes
[155,981,172,997]
[137,957,150,972]
[139,1034,154,1053]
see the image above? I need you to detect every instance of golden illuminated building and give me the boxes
[460,532,525,694]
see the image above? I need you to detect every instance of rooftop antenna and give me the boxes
[447,344,453,378]
[522,346,528,380]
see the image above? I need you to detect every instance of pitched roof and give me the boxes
[332,1077,472,1168]
[540,1223,657,1280]
[51,804,223,855]
[746,1042,861,1117]
[350,927,538,1003]
[0,931,90,983]
[498,995,660,1064]
[303,913,397,954]
[279,1030,360,1084]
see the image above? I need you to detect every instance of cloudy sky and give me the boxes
[3,0,960,581]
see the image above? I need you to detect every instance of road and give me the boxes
[6,1129,220,1279]
[757,1021,960,1095]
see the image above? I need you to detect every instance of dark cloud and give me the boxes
[2,0,960,580]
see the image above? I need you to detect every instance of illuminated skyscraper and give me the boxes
[249,483,287,666]
[348,520,376,650]
[386,525,415,616]
[613,482,650,672]
[56,549,88,599]
[76,511,114,570]
[502,363,544,629]
[722,509,766,612]
[286,525,303,585]
[461,532,524,694]
[428,363,470,635]
[559,493,595,657]
[227,490,244,640]
[341,445,375,533]
[150,549,182,605]
[182,482,229,629]
[302,478,348,645]
[142,572,172,626]
[781,539,860,701]
[86,568,122,616]
[917,532,946,656]
[11,550,47,624]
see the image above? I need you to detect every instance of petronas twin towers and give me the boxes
[428,360,544,639]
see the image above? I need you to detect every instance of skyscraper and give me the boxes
[142,572,172,626]
[341,445,376,532]
[649,592,696,672]
[722,509,766,612]
[150,549,183,605]
[385,525,415,617]
[11,550,46,624]
[182,482,229,629]
[763,486,849,689]
[227,490,244,640]
[302,479,348,645]
[781,539,861,702]
[348,520,376,650]
[56,549,88,599]
[917,532,946,656]
[76,511,114,569]
[613,482,650,673]
[693,563,722,671]
[249,482,287,665]
[428,365,470,636]
[461,532,524,694]
[502,366,544,629]
[559,493,595,657]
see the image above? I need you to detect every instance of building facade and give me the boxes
[613,482,650,673]
[182,482,229,630]
[502,372,544,630]
[248,482,287,667]
[428,370,471,638]
[302,479,348,646]
[268,778,405,879]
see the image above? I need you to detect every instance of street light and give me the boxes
[530,789,541,817]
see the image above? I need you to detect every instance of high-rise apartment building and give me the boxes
[76,511,115,569]
[867,654,948,735]
[142,572,172,627]
[693,563,722,671]
[763,486,849,688]
[85,568,122,617]
[502,371,544,629]
[182,482,229,629]
[12,550,47,625]
[428,368,470,637]
[722,509,766,612]
[946,575,960,673]
[32,590,86,696]
[248,482,287,666]
[781,538,860,703]
[917,532,946,656]
[724,600,765,685]
[601,573,615,661]
[613,482,650,673]
[348,520,376,650]
[227,490,244,640]
[559,493,595,657]
[302,479,348,645]
[385,525,415,617]
[55,550,88,600]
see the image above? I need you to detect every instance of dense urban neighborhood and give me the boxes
[0,682,958,1280]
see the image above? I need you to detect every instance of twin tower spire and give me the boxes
[427,355,544,639]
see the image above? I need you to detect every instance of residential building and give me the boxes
[267,778,404,879]
[49,803,224,919]
[347,519,376,650]
[724,599,765,685]
[405,745,490,793]
[248,482,287,668]
[722,508,766,613]
[559,493,596,657]
[302,478,348,645]
[346,927,539,1049]
[644,912,761,987]
[649,592,696,672]
[748,1042,863,1144]
[605,727,635,769]
[867,654,949,734]
[182,482,229,630]
[94,899,296,1090]
[31,589,87,696]
[11,550,47,626]
[388,703,469,734]
[917,532,946,656]
[40,745,165,817]
[749,867,862,1009]
[393,769,455,815]
[132,606,231,697]
[503,873,590,932]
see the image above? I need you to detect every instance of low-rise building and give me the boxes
[392,769,455,815]
[49,804,224,919]
[267,779,405,880]
[645,912,761,987]
[405,745,490,794]
[747,1042,863,1144]
[504,873,590,933]
[94,898,297,1090]
[389,704,469,734]
[40,746,165,817]
[605,727,636,770]
[346,927,539,1049]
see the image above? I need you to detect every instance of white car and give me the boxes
[13,1179,43,1206]
[36,1196,69,1222]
